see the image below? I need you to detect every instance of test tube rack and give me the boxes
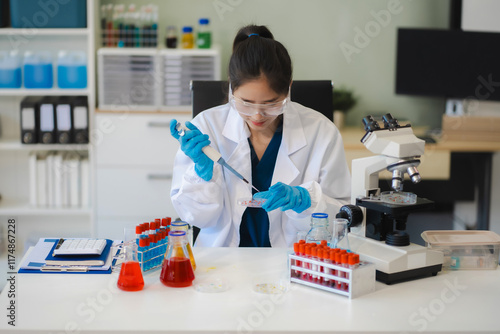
[288,254,376,299]
[138,244,165,273]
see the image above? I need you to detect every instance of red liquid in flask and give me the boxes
[160,257,195,287]
[117,261,144,291]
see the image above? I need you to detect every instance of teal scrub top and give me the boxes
[239,123,283,247]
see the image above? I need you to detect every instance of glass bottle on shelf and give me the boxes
[181,26,194,49]
[305,213,332,245]
[197,18,211,49]
[166,25,178,48]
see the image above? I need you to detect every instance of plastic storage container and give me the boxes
[23,51,53,89]
[421,230,500,270]
[57,51,87,89]
[0,51,22,88]
[9,0,86,28]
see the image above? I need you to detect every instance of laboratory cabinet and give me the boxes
[0,0,96,252]
[94,112,191,239]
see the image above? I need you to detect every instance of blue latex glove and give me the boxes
[253,182,311,213]
[170,119,214,181]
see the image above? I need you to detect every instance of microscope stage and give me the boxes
[356,196,434,216]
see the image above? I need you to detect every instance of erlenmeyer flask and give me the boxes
[117,241,144,291]
[332,218,350,250]
[160,231,195,287]
[170,221,196,271]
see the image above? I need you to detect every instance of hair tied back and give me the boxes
[247,33,259,38]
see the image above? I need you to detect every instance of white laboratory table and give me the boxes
[1,247,499,334]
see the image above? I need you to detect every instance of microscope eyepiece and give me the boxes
[382,113,399,130]
[362,115,381,132]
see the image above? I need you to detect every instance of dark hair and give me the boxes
[229,25,292,96]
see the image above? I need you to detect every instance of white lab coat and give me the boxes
[170,102,351,247]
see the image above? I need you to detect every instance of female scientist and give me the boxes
[170,25,351,247]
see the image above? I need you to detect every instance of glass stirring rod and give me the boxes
[175,123,260,193]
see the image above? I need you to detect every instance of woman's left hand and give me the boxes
[253,182,311,213]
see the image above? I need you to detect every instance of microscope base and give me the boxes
[348,233,443,285]
[376,264,442,285]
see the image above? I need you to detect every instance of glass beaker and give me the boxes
[160,231,195,288]
[332,218,350,250]
[306,213,332,245]
[170,221,196,271]
[117,241,144,291]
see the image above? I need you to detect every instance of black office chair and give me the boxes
[190,80,334,121]
[189,80,334,245]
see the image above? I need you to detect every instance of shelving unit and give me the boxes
[0,1,96,251]
[0,88,90,96]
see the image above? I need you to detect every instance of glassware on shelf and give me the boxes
[197,18,211,49]
[23,51,53,89]
[181,26,194,49]
[0,51,22,88]
[166,25,178,48]
[57,51,87,89]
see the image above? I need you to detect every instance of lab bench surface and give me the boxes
[1,247,499,334]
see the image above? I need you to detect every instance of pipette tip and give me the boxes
[242,177,260,193]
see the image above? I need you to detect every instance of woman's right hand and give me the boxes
[170,119,214,181]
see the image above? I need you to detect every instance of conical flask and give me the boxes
[117,241,144,291]
[170,221,196,271]
[160,231,195,287]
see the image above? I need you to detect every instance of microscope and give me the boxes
[338,114,443,284]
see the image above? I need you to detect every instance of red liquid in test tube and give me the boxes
[340,254,349,291]
[304,245,312,281]
[311,247,318,283]
[293,243,301,278]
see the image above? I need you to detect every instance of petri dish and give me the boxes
[194,277,230,293]
[238,198,267,208]
[251,272,289,294]
[380,191,417,205]
[253,282,289,294]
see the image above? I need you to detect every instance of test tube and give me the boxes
[317,248,324,285]
[293,243,300,278]
[304,245,312,281]
[299,243,306,280]
[135,225,142,245]
[311,247,319,283]
[340,254,349,291]
[322,249,331,286]
[143,236,150,271]
[138,237,147,270]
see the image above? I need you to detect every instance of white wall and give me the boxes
[459,0,500,233]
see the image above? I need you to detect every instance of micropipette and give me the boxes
[175,123,260,193]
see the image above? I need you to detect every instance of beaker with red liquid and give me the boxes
[160,230,195,288]
[117,242,144,291]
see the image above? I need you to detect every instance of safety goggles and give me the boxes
[229,85,290,117]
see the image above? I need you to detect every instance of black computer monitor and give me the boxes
[395,28,500,102]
